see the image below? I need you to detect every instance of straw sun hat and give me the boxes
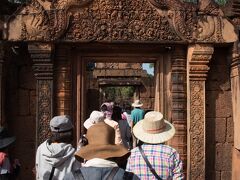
[132,100,143,107]
[75,122,129,161]
[133,111,175,144]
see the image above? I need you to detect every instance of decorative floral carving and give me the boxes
[189,80,205,180]
[188,44,214,179]
[8,0,93,41]
[37,80,52,144]
[148,0,236,43]
[65,0,180,42]
[29,43,53,145]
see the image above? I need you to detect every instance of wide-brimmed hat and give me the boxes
[0,127,16,150]
[84,111,105,129]
[75,122,129,161]
[133,111,175,144]
[50,115,73,133]
[132,100,143,107]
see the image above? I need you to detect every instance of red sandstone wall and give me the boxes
[205,48,233,180]
[5,46,36,180]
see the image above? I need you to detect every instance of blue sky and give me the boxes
[142,63,154,75]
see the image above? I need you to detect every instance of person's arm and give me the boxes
[171,151,184,180]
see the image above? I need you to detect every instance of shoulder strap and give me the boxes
[49,167,55,180]
[138,146,162,180]
[107,167,119,180]
[73,169,85,180]
[123,171,134,180]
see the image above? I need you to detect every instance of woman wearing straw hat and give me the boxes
[126,111,184,180]
[64,122,139,180]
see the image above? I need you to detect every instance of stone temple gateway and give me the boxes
[1,0,240,179]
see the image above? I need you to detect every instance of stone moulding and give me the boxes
[4,0,237,43]
[187,44,214,180]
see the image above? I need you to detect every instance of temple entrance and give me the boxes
[72,44,172,142]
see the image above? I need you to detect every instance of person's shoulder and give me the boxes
[159,144,180,155]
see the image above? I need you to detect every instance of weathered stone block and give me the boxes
[206,91,232,118]
[226,117,234,143]
[215,118,226,143]
[19,66,36,89]
[30,90,36,116]
[139,86,150,98]
[221,171,232,180]
[141,98,152,110]
[215,143,233,171]
[18,89,30,115]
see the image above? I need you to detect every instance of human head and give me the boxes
[83,111,105,129]
[49,115,73,144]
[111,106,122,121]
[133,111,175,144]
[75,122,129,161]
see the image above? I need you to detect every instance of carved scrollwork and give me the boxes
[189,80,205,180]
[64,0,181,42]
[8,0,93,41]
[148,0,237,43]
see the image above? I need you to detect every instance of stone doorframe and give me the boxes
[73,50,172,144]
[187,44,214,180]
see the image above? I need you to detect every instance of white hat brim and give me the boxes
[133,120,175,144]
[83,118,93,129]
[132,103,143,107]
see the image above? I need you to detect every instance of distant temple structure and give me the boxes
[1,0,240,179]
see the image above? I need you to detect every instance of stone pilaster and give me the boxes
[171,46,187,174]
[230,45,240,180]
[187,44,214,180]
[54,47,72,116]
[28,43,54,146]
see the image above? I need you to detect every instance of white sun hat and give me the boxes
[133,111,175,144]
[132,100,143,107]
[84,111,105,129]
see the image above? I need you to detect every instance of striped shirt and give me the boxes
[126,144,183,180]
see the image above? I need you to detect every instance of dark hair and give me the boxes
[111,106,122,121]
[48,130,73,144]
[100,104,107,112]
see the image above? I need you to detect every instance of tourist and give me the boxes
[35,115,80,180]
[64,122,139,180]
[122,103,132,128]
[126,111,184,179]
[0,127,20,180]
[111,106,131,150]
[100,102,114,120]
[84,110,122,145]
[131,99,144,147]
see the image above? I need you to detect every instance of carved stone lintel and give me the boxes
[28,43,54,146]
[187,44,214,180]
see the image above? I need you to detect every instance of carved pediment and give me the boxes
[5,0,238,43]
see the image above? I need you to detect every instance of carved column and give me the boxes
[54,47,72,116]
[230,46,240,180]
[171,46,187,175]
[187,44,213,180]
[28,43,54,146]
